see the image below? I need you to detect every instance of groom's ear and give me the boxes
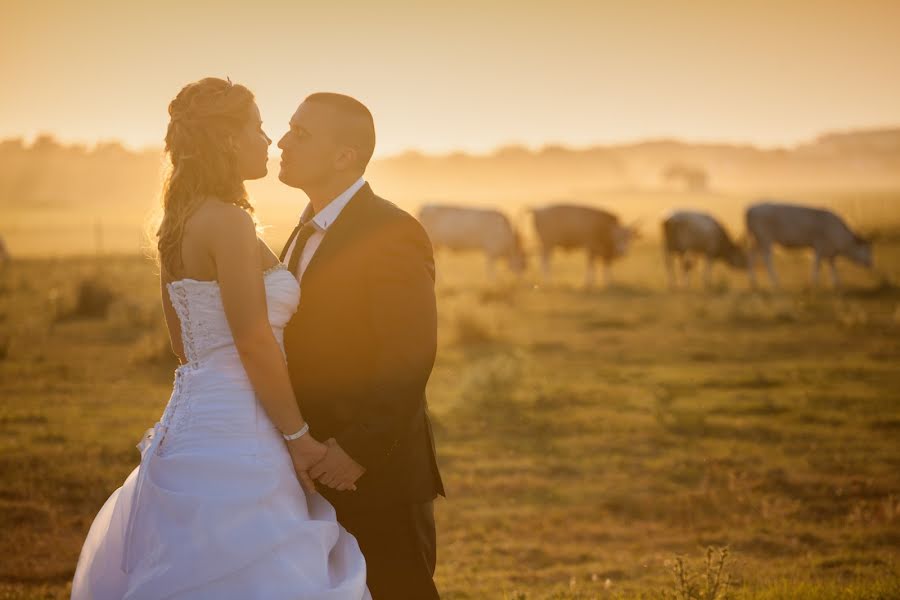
[334,145,360,171]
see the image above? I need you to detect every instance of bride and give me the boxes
[71,78,370,599]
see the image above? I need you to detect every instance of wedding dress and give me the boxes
[71,264,370,599]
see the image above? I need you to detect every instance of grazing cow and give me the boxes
[662,210,747,288]
[745,201,873,289]
[417,204,526,278]
[531,204,639,287]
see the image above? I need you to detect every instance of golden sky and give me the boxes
[2,0,899,156]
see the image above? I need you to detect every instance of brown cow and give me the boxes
[532,204,639,287]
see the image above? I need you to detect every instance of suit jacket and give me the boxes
[281,183,445,513]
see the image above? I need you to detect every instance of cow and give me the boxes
[531,204,640,287]
[745,201,873,289]
[662,210,747,289]
[417,204,526,279]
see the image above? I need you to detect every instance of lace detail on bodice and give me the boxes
[155,366,194,456]
[165,264,300,365]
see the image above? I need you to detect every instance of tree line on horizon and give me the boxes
[2,127,900,215]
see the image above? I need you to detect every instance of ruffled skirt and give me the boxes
[71,365,369,600]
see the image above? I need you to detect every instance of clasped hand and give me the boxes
[287,436,366,494]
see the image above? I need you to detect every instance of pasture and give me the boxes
[1,235,899,598]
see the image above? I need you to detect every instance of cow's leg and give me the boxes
[810,252,821,288]
[761,247,780,289]
[682,255,692,288]
[584,253,595,288]
[664,250,677,289]
[540,250,551,284]
[602,260,613,288]
[703,256,713,289]
[747,244,759,288]
[828,258,842,289]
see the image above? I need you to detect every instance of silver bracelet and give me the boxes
[282,423,310,441]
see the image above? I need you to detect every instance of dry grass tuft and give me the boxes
[662,547,735,600]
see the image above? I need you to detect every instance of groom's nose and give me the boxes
[277,134,289,150]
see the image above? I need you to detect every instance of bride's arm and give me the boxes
[212,203,325,491]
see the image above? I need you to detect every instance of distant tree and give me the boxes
[31,134,61,153]
[0,138,25,152]
[92,141,129,157]
[540,144,572,157]
[662,163,709,191]
[492,145,530,160]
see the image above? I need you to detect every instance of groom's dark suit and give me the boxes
[281,183,444,599]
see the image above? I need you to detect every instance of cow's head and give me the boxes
[724,235,749,269]
[612,220,642,257]
[849,234,874,268]
[726,246,749,269]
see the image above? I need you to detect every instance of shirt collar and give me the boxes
[301,177,366,231]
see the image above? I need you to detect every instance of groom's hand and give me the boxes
[286,435,328,495]
[309,438,366,492]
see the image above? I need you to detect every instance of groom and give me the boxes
[277,93,445,599]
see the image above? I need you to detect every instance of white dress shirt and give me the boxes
[286,176,366,281]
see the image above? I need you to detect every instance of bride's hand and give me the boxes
[285,435,327,495]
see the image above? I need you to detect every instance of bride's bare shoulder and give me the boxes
[186,198,255,241]
[195,201,277,265]
[171,199,257,282]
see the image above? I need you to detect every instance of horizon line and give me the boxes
[4,123,900,159]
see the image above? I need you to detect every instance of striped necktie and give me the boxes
[286,219,319,277]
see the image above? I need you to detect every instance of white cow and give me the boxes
[417,204,526,279]
[745,201,873,289]
[662,210,747,288]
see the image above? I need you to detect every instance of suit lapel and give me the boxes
[300,183,375,284]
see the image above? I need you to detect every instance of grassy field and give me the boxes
[1,239,899,598]
[4,188,899,258]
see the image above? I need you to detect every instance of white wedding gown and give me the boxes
[72,265,370,600]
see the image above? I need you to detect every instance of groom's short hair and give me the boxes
[305,92,376,169]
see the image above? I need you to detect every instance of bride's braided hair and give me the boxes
[157,77,255,277]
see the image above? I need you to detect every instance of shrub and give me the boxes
[56,278,116,320]
[454,308,495,346]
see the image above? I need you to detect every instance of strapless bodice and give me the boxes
[166,264,299,366]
